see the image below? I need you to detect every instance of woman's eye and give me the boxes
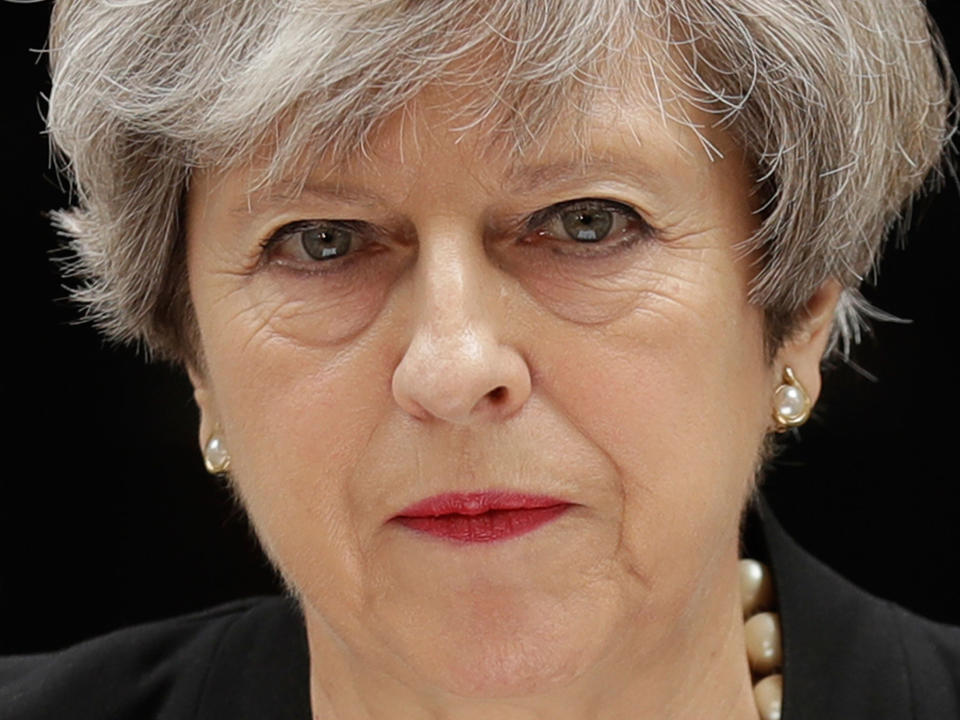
[528,199,654,255]
[558,206,614,242]
[299,224,353,260]
[261,220,368,268]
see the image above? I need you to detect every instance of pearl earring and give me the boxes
[203,434,231,474]
[773,366,811,431]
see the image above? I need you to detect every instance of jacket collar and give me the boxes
[750,493,912,719]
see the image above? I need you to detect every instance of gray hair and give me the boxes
[46,0,955,364]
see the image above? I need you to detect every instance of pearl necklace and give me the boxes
[740,559,783,720]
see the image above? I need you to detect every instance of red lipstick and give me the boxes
[393,491,571,543]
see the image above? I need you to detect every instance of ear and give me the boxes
[187,365,221,453]
[773,280,844,409]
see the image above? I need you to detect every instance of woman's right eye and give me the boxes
[261,220,370,269]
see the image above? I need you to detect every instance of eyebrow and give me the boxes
[230,152,668,217]
[503,155,667,196]
[230,181,385,217]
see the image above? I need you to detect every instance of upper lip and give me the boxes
[395,491,569,518]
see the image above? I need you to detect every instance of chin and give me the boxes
[419,634,592,699]
[379,588,620,699]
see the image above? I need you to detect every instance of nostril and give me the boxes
[488,386,507,402]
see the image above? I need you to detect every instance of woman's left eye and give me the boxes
[525,199,655,256]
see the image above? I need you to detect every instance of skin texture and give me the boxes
[186,88,840,720]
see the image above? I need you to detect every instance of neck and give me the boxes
[302,556,760,720]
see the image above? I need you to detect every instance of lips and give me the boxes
[393,491,571,543]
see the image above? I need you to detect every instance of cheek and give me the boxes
[187,242,403,523]
[532,252,770,577]
[196,308,399,607]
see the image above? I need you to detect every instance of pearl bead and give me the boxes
[754,674,784,720]
[740,559,774,617]
[775,384,806,421]
[204,435,231,474]
[742,558,783,720]
[745,612,783,674]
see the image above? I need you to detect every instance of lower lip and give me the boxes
[394,504,571,543]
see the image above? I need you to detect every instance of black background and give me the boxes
[1,1,958,654]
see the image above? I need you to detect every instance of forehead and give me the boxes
[377,80,725,161]
[229,81,746,207]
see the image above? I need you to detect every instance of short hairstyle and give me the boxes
[46,0,955,365]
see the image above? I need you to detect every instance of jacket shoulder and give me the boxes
[0,597,280,720]
[890,603,960,718]
[751,495,960,720]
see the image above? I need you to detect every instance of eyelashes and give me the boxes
[260,219,373,264]
[521,198,656,258]
[257,218,388,277]
[258,198,657,274]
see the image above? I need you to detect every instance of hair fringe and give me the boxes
[44,0,958,364]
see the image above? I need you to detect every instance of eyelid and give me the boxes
[260,218,372,247]
[524,197,650,232]
[254,218,386,276]
[256,201,652,266]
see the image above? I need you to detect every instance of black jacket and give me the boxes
[3,497,959,719]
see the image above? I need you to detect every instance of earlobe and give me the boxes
[773,280,844,414]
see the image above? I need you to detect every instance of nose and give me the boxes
[391,226,532,424]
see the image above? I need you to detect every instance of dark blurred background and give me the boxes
[2,1,958,654]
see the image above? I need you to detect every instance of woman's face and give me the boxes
[186,90,823,702]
